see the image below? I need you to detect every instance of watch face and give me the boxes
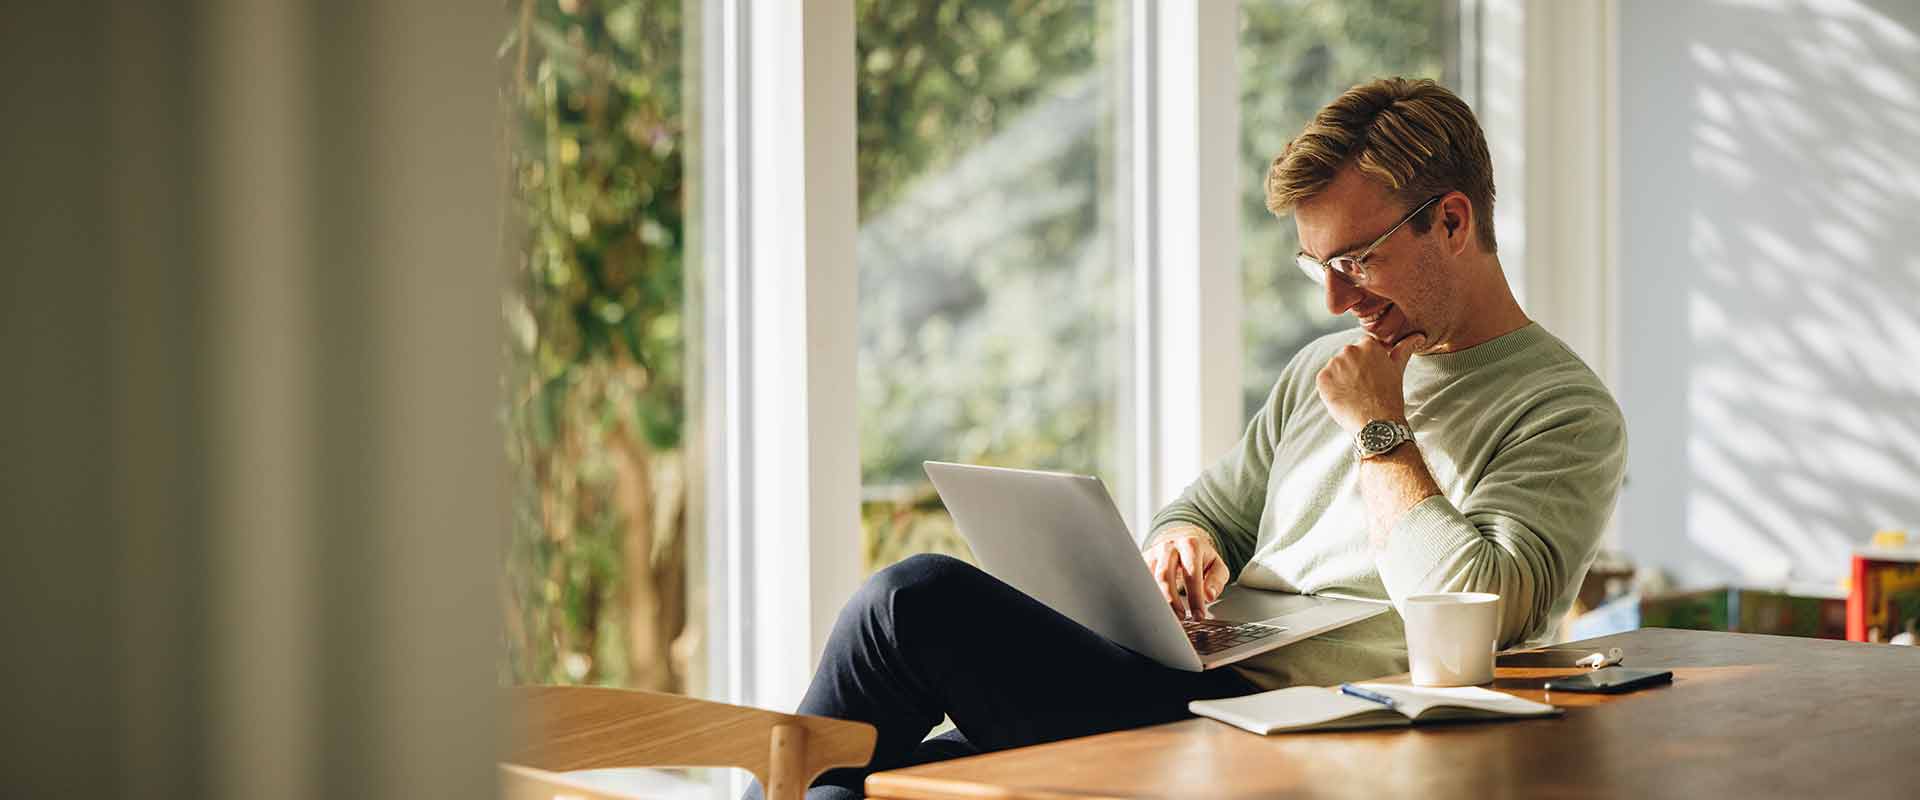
[1359,420,1400,453]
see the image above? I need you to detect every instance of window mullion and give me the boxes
[1135,0,1243,535]
[707,0,860,714]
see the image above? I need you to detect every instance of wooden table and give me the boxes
[866,628,1920,799]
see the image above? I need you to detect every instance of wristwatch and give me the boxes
[1354,419,1414,460]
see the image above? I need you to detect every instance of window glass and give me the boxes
[857,1,1134,573]
[1240,0,1460,415]
[500,0,701,700]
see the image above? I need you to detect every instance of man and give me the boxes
[757,77,1626,800]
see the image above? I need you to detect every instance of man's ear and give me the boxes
[1439,193,1472,257]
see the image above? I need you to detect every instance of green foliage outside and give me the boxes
[856,0,1126,572]
[500,0,692,692]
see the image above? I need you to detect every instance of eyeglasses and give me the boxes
[1294,194,1444,287]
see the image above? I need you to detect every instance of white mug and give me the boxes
[1401,592,1501,686]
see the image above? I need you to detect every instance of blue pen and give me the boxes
[1339,683,1399,709]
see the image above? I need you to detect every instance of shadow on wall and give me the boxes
[1621,0,1920,587]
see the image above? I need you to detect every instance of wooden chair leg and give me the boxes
[765,722,808,800]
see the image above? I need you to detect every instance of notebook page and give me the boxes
[1347,683,1558,721]
[1188,686,1408,734]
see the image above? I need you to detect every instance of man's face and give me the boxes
[1293,166,1459,350]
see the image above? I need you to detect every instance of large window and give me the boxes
[1239,0,1461,414]
[499,0,701,698]
[491,0,1479,719]
[855,1,1134,572]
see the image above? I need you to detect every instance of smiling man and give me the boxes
[1142,76,1627,690]
[752,78,1626,800]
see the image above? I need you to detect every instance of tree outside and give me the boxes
[856,0,1130,572]
[500,0,693,692]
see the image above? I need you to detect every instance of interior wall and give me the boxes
[1617,0,1920,588]
[0,2,503,797]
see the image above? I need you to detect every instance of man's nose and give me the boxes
[1323,275,1365,315]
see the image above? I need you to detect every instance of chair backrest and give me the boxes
[502,685,876,800]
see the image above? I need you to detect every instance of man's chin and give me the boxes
[1360,324,1400,344]
[1390,328,1429,349]
[1362,324,1425,348]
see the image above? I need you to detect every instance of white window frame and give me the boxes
[701,0,861,714]
[1480,0,1619,390]
[1131,0,1245,534]
[1481,0,1621,549]
[1528,0,1619,392]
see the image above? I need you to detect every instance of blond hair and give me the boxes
[1266,77,1497,253]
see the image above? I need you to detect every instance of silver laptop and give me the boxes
[924,461,1390,671]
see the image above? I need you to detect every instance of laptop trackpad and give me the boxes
[1206,587,1331,624]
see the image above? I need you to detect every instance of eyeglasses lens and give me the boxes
[1295,254,1326,285]
[1296,254,1362,287]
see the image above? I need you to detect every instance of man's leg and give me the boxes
[765,552,1255,798]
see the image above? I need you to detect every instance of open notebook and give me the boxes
[1189,683,1560,734]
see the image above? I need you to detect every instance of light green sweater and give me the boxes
[1150,323,1627,691]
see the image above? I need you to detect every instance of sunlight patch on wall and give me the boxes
[1650,0,1920,587]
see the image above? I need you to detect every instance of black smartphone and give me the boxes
[1542,666,1673,693]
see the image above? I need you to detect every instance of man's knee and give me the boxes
[875,552,976,590]
[848,553,980,628]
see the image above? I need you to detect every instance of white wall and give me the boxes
[1618,0,1920,588]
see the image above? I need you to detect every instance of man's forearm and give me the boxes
[1358,442,1442,549]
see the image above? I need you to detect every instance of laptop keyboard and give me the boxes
[1182,618,1287,656]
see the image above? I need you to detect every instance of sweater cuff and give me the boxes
[1374,494,1480,605]
[1144,516,1218,551]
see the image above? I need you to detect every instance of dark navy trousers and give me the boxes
[747,553,1257,799]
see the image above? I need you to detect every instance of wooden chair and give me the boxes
[501,685,877,800]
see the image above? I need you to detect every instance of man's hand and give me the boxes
[1142,526,1229,620]
[1315,334,1425,432]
